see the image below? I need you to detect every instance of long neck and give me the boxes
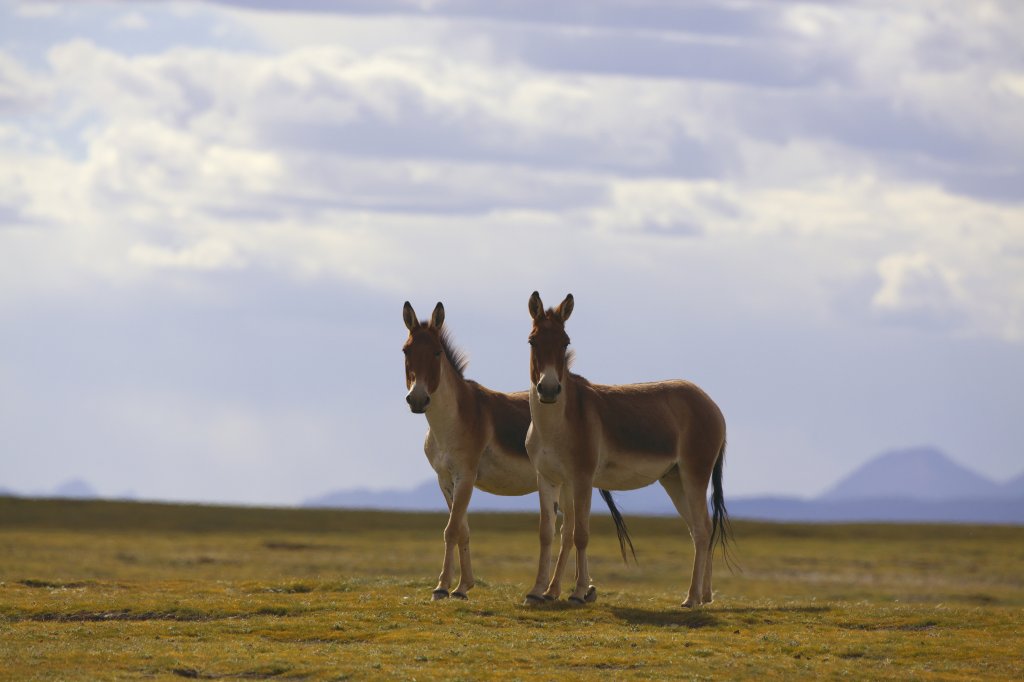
[424,355,470,439]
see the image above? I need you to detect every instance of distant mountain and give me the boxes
[1001,472,1024,498]
[53,478,99,499]
[820,446,1000,501]
[305,446,1024,524]
[727,496,1024,524]
[306,481,448,512]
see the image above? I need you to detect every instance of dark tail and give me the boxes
[708,440,737,572]
[599,489,637,565]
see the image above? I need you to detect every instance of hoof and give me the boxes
[584,585,598,603]
[542,594,556,602]
[567,595,586,605]
[451,591,468,600]
[523,594,546,606]
[432,589,450,601]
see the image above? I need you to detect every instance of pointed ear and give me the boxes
[403,301,419,330]
[430,302,445,329]
[556,293,574,322]
[529,291,544,321]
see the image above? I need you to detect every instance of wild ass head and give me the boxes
[528,291,574,405]
[402,301,447,414]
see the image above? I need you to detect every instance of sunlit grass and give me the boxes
[1,498,1022,680]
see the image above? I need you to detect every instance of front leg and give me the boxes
[567,477,595,604]
[525,475,559,605]
[434,474,475,600]
[544,486,575,600]
[452,483,475,599]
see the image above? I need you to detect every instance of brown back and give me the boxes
[477,385,531,458]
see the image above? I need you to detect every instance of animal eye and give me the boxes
[434,351,442,357]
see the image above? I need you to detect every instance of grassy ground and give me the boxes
[1,497,1022,680]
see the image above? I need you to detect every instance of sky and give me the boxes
[1,0,1022,506]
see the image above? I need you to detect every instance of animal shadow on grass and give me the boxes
[610,608,719,629]
[711,605,832,615]
[611,604,832,629]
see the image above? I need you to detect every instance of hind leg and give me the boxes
[701,529,714,604]
[659,467,711,608]
[680,467,713,608]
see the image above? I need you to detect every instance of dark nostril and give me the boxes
[556,385,562,395]
[423,396,430,407]
[406,394,413,405]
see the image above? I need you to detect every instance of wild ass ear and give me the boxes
[430,302,445,329]
[556,293,574,322]
[529,291,544,321]
[403,301,419,330]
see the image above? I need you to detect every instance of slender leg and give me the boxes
[435,475,475,600]
[659,468,705,607]
[544,486,575,599]
[434,478,455,599]
[567,477,594,604]
[679,468,713,608]
[525,475,560,604]
[702,533,715,605]
[453,509,474,599]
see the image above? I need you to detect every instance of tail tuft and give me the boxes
[599,489,637,565]
[709,440,738,572]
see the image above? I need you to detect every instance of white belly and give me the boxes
[593,445,676,491]
[427,429,536,496]
[475,445,536,496]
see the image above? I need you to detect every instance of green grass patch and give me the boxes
[1,496,1022,680]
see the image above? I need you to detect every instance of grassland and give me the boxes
[1,497,1022,680]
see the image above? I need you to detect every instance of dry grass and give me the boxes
[1,497,1022,680]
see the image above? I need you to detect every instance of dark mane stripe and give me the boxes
[439,326,469,378]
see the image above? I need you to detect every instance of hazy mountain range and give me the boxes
[8,447,1022,524]
[304,447,1024,524]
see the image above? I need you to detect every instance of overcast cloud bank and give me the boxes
[1,1,1021,505]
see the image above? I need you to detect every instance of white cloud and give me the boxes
[779,2,1024,159]
[129,239,246,271]
[992,71,1024,99]
[14,2,61,18]
[1,7,1021,343]
[2,1,1023,505]
[111,12,149,31]
[872,252,965,328]
[0,50,50,111]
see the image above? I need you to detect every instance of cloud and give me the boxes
[2,7,1022,345]
[0,51,50,112]
[2,1,1024,505]
[872,252,965,329]
[14,2,61,19]
[111,12,149,31]
[129,240,246,271]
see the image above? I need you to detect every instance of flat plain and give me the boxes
[1,497,1022,680]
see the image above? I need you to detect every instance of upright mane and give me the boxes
[439,326,469,378]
